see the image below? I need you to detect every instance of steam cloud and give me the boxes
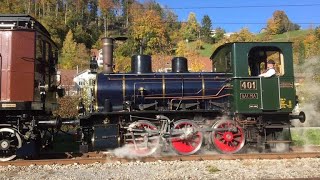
[294,56,320,127]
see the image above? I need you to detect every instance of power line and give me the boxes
[162,4,320,10]
[112,3,320,10]
[132,21,320,25]
[207,22,320,25]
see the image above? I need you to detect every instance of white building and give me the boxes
[73,69,96,93]
[97,49,103,68]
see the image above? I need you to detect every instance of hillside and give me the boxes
[258,30,311,42]
[192,29,314,58]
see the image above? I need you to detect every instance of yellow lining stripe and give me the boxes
[202,76,205,96]
[122,75,126,99]
[162,75,165,98]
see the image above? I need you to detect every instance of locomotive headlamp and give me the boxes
[138,87,145,96]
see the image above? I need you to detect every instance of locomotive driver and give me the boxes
[259,60,276,77]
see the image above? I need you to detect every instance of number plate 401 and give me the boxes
[240,81,257,90]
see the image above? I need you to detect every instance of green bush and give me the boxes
[291,129,320,146]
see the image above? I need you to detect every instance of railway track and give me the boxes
[1,146,320,166]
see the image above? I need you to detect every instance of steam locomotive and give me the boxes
[78,38,306,156]
[0,14,306,161]
[0,14,63,161]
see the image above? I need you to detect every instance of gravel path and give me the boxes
[0,158,319,179]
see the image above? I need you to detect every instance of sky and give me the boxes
[142,0,320,33]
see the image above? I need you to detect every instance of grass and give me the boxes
[206,165,221,173]
[291,129,320,146]
[269,30,310,42]
[188,41,214,57]
[198,43,214,57]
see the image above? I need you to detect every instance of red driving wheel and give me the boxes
[126,120,159,156]
[211,120,245,154]
[170,120,203,155]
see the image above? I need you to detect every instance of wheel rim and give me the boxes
[0,128,22,161]
[170,121,203,155]
[211,120,245,154]
[126,121,159,157]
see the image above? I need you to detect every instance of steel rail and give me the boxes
[1,151,320,167]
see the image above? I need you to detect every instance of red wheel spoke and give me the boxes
[170,121,203,155]
[211,120,245,154]
[232,139,240,143]
[217,132,224,135]
[233,133,242,137]
[126,121,159,157]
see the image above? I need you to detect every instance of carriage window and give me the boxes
[248,47,285,76]
[36,39,43,61]
[44,42,49,63]
[212,50,231,72]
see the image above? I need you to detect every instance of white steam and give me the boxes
[294,56,320,127]
[292,56,320,151]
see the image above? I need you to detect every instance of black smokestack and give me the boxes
[102,37,114,73]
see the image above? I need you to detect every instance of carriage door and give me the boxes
[260,77,280,110]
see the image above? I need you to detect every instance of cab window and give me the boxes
[212,48,231,73]
[248,46,284,76]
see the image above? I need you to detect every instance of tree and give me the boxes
[266,10,300,35]
[315,26,320,40]
[175,40,204,71]
[129,2,169,54]
[73,24,93,48]
[201,15,213,43]
[175,40,188,57]
[181,12,200,41]
[303,33,320,59]
[228,28,256,42]
[60,30,77,69]
[163,8,180,47]
[53,95,81,118]
[75,43,90,71]
[213,27,225,42]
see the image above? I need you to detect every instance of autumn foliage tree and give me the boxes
[129,2,169,54]
[175,40,204,71]
[60,30,89,70]
[61,30,77,69]
[266,10,300,35]
[98,0,118,37]
[53,95,80,118]
[181,12,200,41]
[228,28,256,42]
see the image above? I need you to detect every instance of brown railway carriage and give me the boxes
[0,14,62,161]
[0,14,59,111]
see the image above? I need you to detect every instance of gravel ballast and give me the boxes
[0,158,319,179]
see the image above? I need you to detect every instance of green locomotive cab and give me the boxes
[211,42,305,153]
[211,42,299,115]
